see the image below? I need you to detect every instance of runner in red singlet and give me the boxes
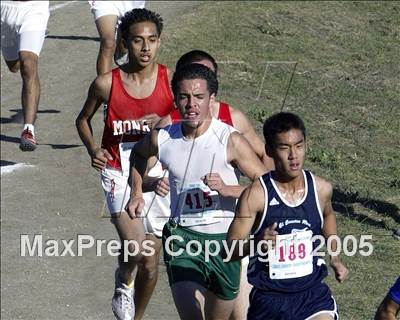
[76,8,174,320]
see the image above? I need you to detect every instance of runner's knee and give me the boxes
[140,255,159,279]
[19,53,38,78]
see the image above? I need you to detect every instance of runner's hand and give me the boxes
[330,257,349,282]
[258,222,278,251]
[90,147,113,171]
[152,177,170,197]
[125,195,145,219]
[138,113,161,129]
[202,173,228,196]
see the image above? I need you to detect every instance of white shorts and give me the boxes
[88,1,146,21]
[0,1,49,60]
[101,161,170,238]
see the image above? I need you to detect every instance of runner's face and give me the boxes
[175,79,214,130]
[126,21,160,66]
[270,129,306,179]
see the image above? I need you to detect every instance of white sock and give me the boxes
[23,124,35,136]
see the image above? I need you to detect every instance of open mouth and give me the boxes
[289,163,300,170]
[140,54,151,61]
[184,111,199,120]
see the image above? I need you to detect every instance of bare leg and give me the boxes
[134,234,162,320]
[19,51,40,125]
[171,281,206,320]
[94,15,118,75]
[171,281,235,320]
[230,258,252,320]
[114,24,128,66]
[112,212,146,284]
[204,289,235,320]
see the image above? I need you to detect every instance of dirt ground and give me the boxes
[1,2,201,319]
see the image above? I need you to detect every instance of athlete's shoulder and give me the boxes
[213,117,237,136]
[94,71,112,88]
[311,173,333,200]
[163,65,173,80]
[157,63,171,74]
[91,71,112,99]
[228,106,254,133]
[242,178,265,212]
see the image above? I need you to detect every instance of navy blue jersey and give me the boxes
[248,170,328,293]
[389,276,400,305]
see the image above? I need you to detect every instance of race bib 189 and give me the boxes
[268,230,313,280]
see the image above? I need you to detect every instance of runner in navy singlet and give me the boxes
[227,112,348,320]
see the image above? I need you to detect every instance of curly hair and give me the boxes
[171,63,218,98]
[119,8,163,40]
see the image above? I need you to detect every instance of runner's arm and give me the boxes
[128,130,159,197]
[226,180,264,260]
[230,108,274,171]
[75,74,112,170]
[228,132,266,184]
[126,130,159,218]
[318,177,349,282]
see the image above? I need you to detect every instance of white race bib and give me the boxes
[119,142,137,176]
[178,183,221,227]
[268,230,313,280]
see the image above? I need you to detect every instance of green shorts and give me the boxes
[162,221,241,300]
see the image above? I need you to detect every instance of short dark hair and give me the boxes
[263,112,306,149]
[119,8,163,40]
[171,63,218,98]
[175,50,218,76]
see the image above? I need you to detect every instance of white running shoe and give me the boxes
[111,269,135,320]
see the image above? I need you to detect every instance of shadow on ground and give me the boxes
[0,133,81,149]
[0,108,61,124]
[0,160,17,167]
[46,35,99,42]
[333,188,400,228]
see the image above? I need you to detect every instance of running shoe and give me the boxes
[111,269,135,320]
[20,129,37,151]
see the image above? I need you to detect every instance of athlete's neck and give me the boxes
[121,62,157,82]
[181,118,212,139]
[272,170,305,197]
[211,101,221,118]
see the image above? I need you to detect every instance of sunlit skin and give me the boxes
[75,16,173,319]
[123,21,160,70]
[175,79,215,139]
[268,128,305,178]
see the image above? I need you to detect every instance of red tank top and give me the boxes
[101,64,175,170]
[170,101,233,126]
